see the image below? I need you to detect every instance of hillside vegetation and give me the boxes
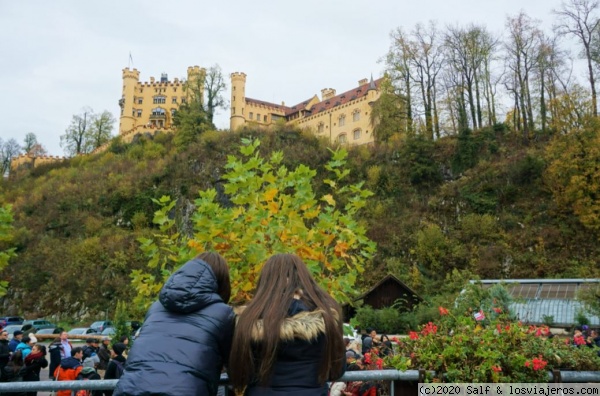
[1,124,600,320]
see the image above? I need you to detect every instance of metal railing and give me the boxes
[0,370,598,393]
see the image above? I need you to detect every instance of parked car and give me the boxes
[90,320,113,333]
[67,327,98,335]
[0,316,25,327]
[101,327,116,336]
[22,319,56,332]
[4,324,23,340]
[35,327,59,335]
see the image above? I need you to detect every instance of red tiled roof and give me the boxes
[245,97,289,113]
[308,78,382,115]
[245,77,382,118]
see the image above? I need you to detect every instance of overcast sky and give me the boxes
[0,0,581,155]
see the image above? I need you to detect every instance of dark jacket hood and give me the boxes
[159,258,222,314]
[60,356,81,369]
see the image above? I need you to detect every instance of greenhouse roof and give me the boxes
[472,279,600,327]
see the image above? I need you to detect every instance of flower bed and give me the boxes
[384,306,600,382]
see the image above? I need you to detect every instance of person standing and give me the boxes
[229,253,346,396]
[8,330,23,353]
[48,336,62,380]
[59,331,72,359]
[104,343,127,396]
[21,344,48,396]
[113,252,235,396]
[97,336,111,378]
[54,347,84,396]
[0,330,10,370]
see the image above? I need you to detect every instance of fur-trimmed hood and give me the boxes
[250,310,327,342]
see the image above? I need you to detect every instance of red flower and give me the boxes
[532,356,547,371]
[364,352,371,364]
[438,307,449,316]
[376,358,383,369]
[565,338,571,345]
[492,307,502,314]
[409,331,419,340]
[391,336,399,344]
[421,322,438,336]
[574,335,587,346]
[496,324,502,333]
[492,365,502,373]
[525,361,531,368]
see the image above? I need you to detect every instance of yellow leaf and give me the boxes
[322,194,335,206]
[242,281,253,292]
[263,188,278,202]
[268,201,279,214]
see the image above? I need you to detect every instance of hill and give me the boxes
[1,125,599,320]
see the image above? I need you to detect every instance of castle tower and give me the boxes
[119,68,140,135]
[186,66,206,104]
[230,72,247,130]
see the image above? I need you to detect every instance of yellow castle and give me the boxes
[230,72,381,145]
[118,66,205,137]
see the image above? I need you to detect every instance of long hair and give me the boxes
[229,253,344,390]
[197,251,231,303]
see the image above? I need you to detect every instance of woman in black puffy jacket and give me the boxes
[114,252,235,396]
[229,253,346,396]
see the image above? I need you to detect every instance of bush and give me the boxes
[353,305,406,334]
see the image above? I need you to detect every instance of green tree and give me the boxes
[22,133,38,154]
[0,138,22,176]
[61,107,94,156]
[371,76,408,142]
[204,64,227,125]
[0,205,16,296]
[89,110,116,150]
[132,138,376,308]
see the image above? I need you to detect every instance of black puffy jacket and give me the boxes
[114,258,235,396]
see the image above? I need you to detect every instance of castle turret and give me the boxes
[367,74,378,104]
[119,68,140,135]
[230,72,247,130]
[186,66,206,104]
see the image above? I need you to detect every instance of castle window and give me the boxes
[137,110,142,117]
[264,115,268,122]
[181,98,187,104]
[338,133,347,143]
[249,112,254,120]
[353,110,360,122]
[172,97,177,104]
[317,122,324,133]
[257,113,261,121]
[137,98,143,105]
[339,114,346,127]
[151,107,166,116]
[171,109,176,117]
[153,96,166,104]
[353,129,361,140]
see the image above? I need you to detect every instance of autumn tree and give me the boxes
[386,27,415,135]
[132,138,376,308]
[554,0,600,116]
[504,12,542,142]
[545,118,600,230]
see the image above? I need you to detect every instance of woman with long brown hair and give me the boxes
[229,253,346,396]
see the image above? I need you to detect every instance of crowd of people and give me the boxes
[0,328,130,396]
